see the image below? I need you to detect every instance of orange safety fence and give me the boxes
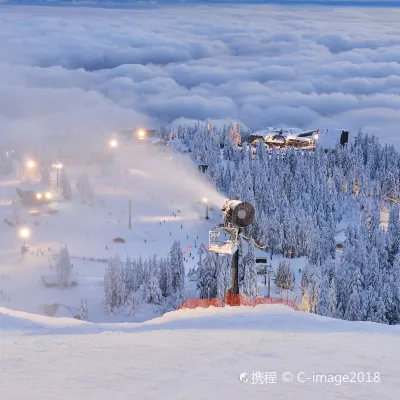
[176,294,300,311]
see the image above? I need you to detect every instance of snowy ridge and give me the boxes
[2,303,400,334]
[2,304,400,400]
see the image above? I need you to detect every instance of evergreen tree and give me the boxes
[308,266,321,314]
[60,169,72,200]
[329,277,337,318]
[126,292,140,316]
[216,255,231,300]
[228,123,241,147]
[318,273,330,317]
[159,257,173,298]
[76,298,88,321]
[300,265,309,295]
[242,239,258,297]
[345,285,362,321]
[124,256,138,293]
[275,260,295,301]
[104,254,126,313]
[55,245,73,288]
[197,251,218,299]
[146,273,162,305]
[170,241,185,302]
[387,205,400,267]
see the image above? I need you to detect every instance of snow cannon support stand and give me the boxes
[208,199,255,297]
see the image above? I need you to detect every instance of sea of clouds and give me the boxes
[1,3,400,146]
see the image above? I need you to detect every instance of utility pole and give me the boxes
[231,247,239,294]
[128,199,132,230]
[206,203,209,220]
[231,228,241,295]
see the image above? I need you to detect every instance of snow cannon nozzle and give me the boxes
[222,200,255,228]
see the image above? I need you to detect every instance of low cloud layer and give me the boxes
[1,4,400,146]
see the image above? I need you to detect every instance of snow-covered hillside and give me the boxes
[1,304,399,400]
[0,139,226,321]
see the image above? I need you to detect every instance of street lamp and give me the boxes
[109,138,118,148]
[313,133,319,140]
[52,163,63,188]
[25,160,36,182]
[26,160,36,169]
[203,197,209,220]
[137,129,145,140]
[19,227,30,253]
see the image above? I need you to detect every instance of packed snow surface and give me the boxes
[1,305,399,400]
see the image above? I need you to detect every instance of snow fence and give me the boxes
[176,294,300,311]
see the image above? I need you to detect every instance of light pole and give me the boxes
[19,227,30,253]
[109,138,118,149]
[25,160,36,181]
[52,163,63,188]
[26,160,35,169]
[203,197,209,220]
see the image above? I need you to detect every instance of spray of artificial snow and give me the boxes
[116,139,226,211]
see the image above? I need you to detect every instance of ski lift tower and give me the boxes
[208,200,255,294]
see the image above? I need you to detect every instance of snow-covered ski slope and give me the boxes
[0,137,392,321]
[1,304,400,400]
[0,139,226,320]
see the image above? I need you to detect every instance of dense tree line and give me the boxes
[160,123,400,325]
[104,240,185,315]
[196,237,259,299]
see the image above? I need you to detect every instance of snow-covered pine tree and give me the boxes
[387,205,400,268]
[104,254,126,314]
[146,272,162,305]
[124,256,138,293]
[329,277,337,318]
[307,265,321,314]
[60,169,72,200]
[76,298,88,321]
[275,260,295,300]
[266,212,282,256]
[197,251,217,299]
[170,241,185,303]
[136,256,144,287]
[384,255,400,325]
[55,245,73,288]
[126,292,140,316]
[228,123,241,147]
[242,238,258,298]
[216,255,231,301]
[344,284,363,322]
[301,287,311,313]
[159,257,173,298]
[318,272,330,317]
[300,265,309,295]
